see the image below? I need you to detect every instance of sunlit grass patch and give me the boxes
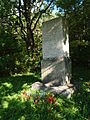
[0,67,90,120]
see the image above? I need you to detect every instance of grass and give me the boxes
[0,66,90,120]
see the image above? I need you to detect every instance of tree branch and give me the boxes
[31,0,43,25]
[16,0,27,35]
[23,0,28,21]
[32,0,53,31]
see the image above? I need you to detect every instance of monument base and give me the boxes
[41,57,71,87]
[31,82,75,98]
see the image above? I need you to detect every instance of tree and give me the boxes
[55,0,90,65]
[0,0,55,75]
[7,0,54,57]
[0,0,54,56]
[55,0,84,40]
[83,0,90,39]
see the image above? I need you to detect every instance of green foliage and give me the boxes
[70,40,90,66]
[0,0,54,76]
[0,25,28,76]
[0,25,42,76]
[0,67,90,120]
[55,0,90,65]
[71,66,90,119]
[55,0,87,41]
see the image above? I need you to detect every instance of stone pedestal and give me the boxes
[41,57,71,87]
[41,17,71,87]
[32,17,73,98]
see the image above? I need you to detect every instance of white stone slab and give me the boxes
[42,17,69,59]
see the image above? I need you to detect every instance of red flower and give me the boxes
[33,99,37,104]
[47,94,56,105]
[50,100,52,105]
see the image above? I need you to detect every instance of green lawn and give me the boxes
[0,66,90,120]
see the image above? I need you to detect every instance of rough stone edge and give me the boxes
[31,82,75,98]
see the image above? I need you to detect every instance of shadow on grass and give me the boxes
[0,73,41,120]
[0,66,90,120]
[0,98,39,120]
[71,66,90,120]
[0,73,41,94]
[0,95,83,120]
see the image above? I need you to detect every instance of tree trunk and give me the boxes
[26,22,34,57]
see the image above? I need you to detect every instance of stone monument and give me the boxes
[41,17,71,87]
[32,17,74,98]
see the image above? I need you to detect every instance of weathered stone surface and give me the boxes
[31,82,75,98]
[46,84,75,98]
[41,17,71,87]
[40,17,73,97]
[41,57,71,87]
[42,17,69,59]
[31,82,47,90]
